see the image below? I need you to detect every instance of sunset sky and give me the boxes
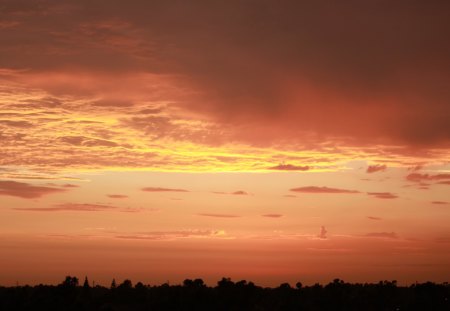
[0,0,449,287]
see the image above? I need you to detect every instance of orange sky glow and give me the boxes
[0,0,449,287]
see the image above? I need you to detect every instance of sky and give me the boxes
[0,0,449,287]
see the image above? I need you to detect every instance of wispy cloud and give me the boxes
[290,186,359,194]
[107,194,129,199]
[367,216,382,220]
[142,187,189,192]
[367,192,398,199]
[212,190,249,195]
[365,232,398,239]
[268,163,309,171]
[13,203,143,213]
[366,164,387,173]
[262,214,283,218]
[197,213,240,218]
[115,229,226,240]
[431,201,448,205]
[0,180,66,199]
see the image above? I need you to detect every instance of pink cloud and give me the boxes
[437,180,450,185]
[262,214,283,218]
[107,194,129,199]
[366,164,387,173]
[406,173,450,182]
[431,201,448,205]
[365,232,398,239]
[231,190,248,195]
[13,203,143,212]
[62,184,79,188]
[290,186,360,194]
[212,190,249,195]
[197,213,240,218]
[142,187,189,192]
[367,216,382,220]
[0,180,66,199]
[367,192,398,199]
[268,164,309,171]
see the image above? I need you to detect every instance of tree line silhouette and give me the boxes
[0,276,448,310]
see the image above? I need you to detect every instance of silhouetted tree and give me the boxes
[83,276,90,289]
[110,278,116,289]
[60,276,79,288]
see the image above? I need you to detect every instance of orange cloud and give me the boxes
[268,164,309,171]
[107,194,128,199]
[197,213,240,218]
[366,164,387,173]
[367,192,398,199]
[367,216,382,220]
[290,186,359,194]
[142,187,189,192]
[0,181,66,199]
[13,203,142,213]
[365,232,398,239]
[431,201,448,205]
[406,173,450,182]
[262,214,283,218]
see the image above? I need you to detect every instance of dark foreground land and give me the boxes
[0,277,448,311]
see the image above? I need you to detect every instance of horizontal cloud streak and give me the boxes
[0,180,66,199]
[142,187,189,193]
[290,186,360,194]
[367,192,398,199]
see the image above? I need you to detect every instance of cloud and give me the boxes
[212,190,249,195]
[107,194,128,199]
[366,164,387,173]
[268,164,309,171]
[290,186,359,194]
[115,229,226,240]
[262,214,283,218]
[367,216,382,220]
[0,180,66,199]
[197,213,240,218]
[431,201,448,205]
[142,187,189,192]
[318,226,327,239]
[13,203,142,212]
[406,173,450,182]
[283,194,297,198]
[367,192,398,199]
[437,180,450,185]
[61,184,79,188]
[365,232,398,239]
[231,190,248,195]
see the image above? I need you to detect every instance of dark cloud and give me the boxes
[262,214,283,218]
[197,213,240,218]
[107,194,128,199]
[231,190,248,195]
[365,232,398,239]
[268,164,309,171]
[366,164,387,173]
[0,180,66,198]
[142,187,189,192]
[367,216,382,220]
[431,201,448,205]
[61,184,79,188]
[290,186,360,194]
[1,0,449,150]
[406,173,450,182]
[367,192,398,199]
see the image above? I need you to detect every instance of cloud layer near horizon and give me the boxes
[0,0,449,175]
